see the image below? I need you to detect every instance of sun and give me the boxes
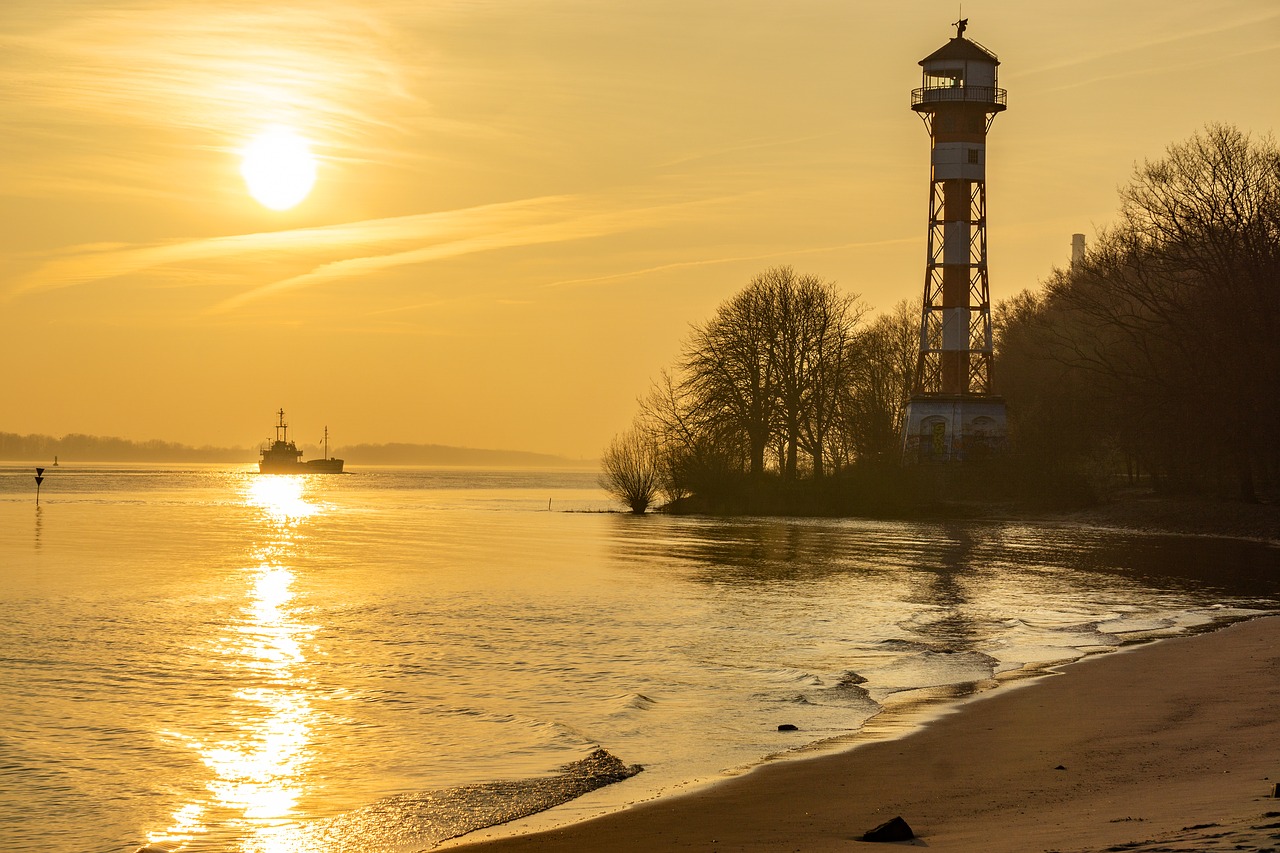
[240,126,317,211]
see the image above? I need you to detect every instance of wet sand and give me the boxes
[450,616,1280,852]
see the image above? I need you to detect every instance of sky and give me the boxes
[2,0,1277,458]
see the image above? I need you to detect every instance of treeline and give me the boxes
[0,432,248,463]
[338,443,586,468]
[601,267,922,513]
[998,124,1280,503]
[0,432,588,468]
[601,124,1279,513]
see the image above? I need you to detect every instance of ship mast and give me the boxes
[275,408,289,444]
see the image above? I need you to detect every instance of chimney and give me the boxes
[1071,233,1086,269]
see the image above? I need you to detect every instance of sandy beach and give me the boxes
[451,616,1280,852]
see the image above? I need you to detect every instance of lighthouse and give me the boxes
[901,20,1008,464]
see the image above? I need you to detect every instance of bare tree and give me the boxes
[1000,124,1280,500]
[682,278,778,478]
[599,423,662,513]
[793,278,865,478]
[756,268,865,479]
[637,369,711,504]
[681,266,864,480]
[844,299,919,463]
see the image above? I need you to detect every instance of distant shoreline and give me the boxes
[0,432,592,469]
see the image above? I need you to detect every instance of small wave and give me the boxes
[271,748,643,851]
[607,692,657,711]
[833,670,867,689]
[1095,614,1177,634]
[859,649,1000,696]
[874,638,931,652]
[826,670,873,703]
[132,751,642,853]
[921,648,999,666]
[784,669,825,686]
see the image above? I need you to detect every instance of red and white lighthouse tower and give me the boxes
[902,20,1008,463]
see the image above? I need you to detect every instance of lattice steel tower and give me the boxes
[902,20,1008,463]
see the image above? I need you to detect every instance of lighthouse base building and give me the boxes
[902,396,1006,464]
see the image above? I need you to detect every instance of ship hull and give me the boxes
[258,459,345,474]
[259,460,303,474]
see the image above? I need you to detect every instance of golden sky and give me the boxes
[2,0,1276,458]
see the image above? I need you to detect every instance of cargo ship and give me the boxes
[258,409,345,474]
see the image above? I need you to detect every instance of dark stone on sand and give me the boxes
[777,723,799,731]
[1055,764,1067,770]
[861,815,915,842]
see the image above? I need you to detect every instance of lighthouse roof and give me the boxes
[919,37,1000,66]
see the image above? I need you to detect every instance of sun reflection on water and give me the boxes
[147,476,323,851]
[246,476,319,523]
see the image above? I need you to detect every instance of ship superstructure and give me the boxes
[258,409,344,473]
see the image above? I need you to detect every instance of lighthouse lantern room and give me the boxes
[902,20,1008,464]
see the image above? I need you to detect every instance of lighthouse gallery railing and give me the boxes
[911,85,1007,108]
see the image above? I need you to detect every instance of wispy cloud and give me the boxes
[540,236,917,291]
[1034,43,1280,95]
[209,199,718,312]
[656,132,838,170]
[1016,9,1280,81]
[12,192,733,311]
[12,197,560,293]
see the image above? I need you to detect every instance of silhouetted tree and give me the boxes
[682,278,777,478]
[844,299,920,464]
[767,270,864,479]
[999,124,1280,500]
[681,266,865,481]
[636,369,741,505]
[995,287,1113,502]
[599,422,662,513]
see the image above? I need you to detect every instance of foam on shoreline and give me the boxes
[441,610,1274,850]
[445,615,1280,852]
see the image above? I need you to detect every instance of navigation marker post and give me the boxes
[35,467,45,506]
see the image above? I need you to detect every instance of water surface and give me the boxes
[1,465,1276,852]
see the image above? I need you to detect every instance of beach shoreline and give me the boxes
[447,615,1280,852]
